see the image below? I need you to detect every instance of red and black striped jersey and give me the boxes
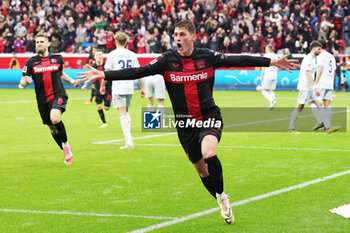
[92,62,111,94]
[22,54,67,103]
[105,48,271,121]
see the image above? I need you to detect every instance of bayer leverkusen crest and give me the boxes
[51,59,57,63]
[196,60,205,69]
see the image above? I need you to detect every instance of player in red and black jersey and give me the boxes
[19,33,80,165]
[78,20,298,223]
[82,49,112,128]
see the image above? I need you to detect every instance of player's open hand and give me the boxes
[271,55,299,73]
[77,65,105,83]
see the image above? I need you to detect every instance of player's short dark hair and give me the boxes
[318,40,327,49]
[309,41,321,50]
[174,20,196,34]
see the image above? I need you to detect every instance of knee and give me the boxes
[51,117,61,125]
[202,147,217,159]
[97,105,102,110]
[105,106,110,111]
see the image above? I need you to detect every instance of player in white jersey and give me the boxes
[288,41,324,133]
[314,40,340,133]
[104,31,144,149]
[257,45,279,110]
[143,74,166,111]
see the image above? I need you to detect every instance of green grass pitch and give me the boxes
[1,88,350,233]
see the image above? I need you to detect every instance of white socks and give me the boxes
[216,192,226,199]
[120,113,132,145]
[62,141,70,148]
[310,103,322,124]
[288,108,301,129]
[261,90,272,101]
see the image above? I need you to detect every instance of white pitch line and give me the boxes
[0,209,177,220]
[93,132,176,144]
[103,142,350,153]
[225,110,347,128]
[0,97,87,104]
[129,169,350,233]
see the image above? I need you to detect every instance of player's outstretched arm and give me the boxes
[270,55,299,73]
[60,71,80,87]
[18,76,32,88]
[77,65,105,83]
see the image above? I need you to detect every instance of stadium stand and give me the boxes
[0,0,349,58]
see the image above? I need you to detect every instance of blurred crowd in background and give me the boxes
[2,0,350,76]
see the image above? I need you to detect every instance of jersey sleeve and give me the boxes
[209,50,270,69]
[22,58,33,77]
[104,53,113,70]
[58,55,63,72]
[104,53,166,81]
[303,56,313,71]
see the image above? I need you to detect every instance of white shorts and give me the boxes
[261,79,277,90]
[316,88,333,101]
[297,90,318,105]
[144,75,166,99]
[113,94,133,108]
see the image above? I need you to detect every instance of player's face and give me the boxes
[313,46,321,56]
[35,37,49,55]
[94,52,103,63]
[174,27,196,56]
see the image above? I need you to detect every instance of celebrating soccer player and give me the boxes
[78,20,298,224]
[19,33,80,165]
[82,49,112,128]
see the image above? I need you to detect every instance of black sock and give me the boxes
[51,133,62,150]
[98,109,106,123]
[200,175,217,198]
[54,121,68,143]
[90,89,94,101]
[205,155,224,194]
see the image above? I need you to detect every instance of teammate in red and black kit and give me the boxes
[78,20,298,223]
[19,33,80,165]
[82,49,112,128]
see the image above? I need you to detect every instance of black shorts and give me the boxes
[177,119,223,164]
[37,96,67,125]
[95,93,112,107]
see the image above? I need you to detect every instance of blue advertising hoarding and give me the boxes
[0,69,348,91]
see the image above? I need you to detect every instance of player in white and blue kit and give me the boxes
[143,74,166,111]
[314,40,340,133]
[257,45,279,110]
[104,31,144,149]
[288,41,323,132]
